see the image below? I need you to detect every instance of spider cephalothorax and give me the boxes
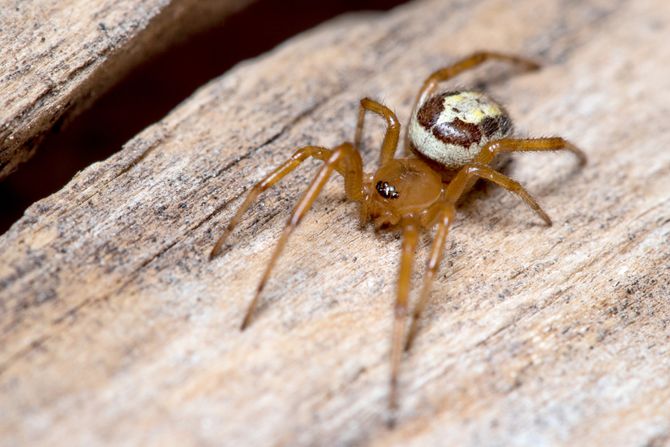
[209,51,587,424]
[366,158,443,228]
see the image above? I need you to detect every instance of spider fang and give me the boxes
[376,181,400,199]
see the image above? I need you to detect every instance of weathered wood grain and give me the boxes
[0,0,254,179]
[2,0,670,445]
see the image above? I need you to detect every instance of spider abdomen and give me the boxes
[408,90,512,168]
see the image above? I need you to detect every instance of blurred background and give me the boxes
[0,0,410,234]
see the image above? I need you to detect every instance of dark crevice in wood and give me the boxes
[0,0,410,235]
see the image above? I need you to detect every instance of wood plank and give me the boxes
[0,0,254,179]
[1,0,670,445]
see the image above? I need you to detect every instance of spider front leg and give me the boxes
[354,98,400,165]
[240,143,364,329]
[389,221,419,418]
[405,205,455,352]
[404,163,553,352]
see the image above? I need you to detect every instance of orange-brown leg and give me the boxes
[405,206,455,352]
[354,97,401,165]
[405,163,552,351]
[210,146,349,259]
[412,52,540,114]
[474,137,587,166]
[405,52,540,151]
[389,221,419,422]
[240,143,364,330]
[447,163,552,225]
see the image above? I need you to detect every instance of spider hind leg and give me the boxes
[474,137,587,167]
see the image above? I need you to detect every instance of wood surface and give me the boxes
[0,0,254,179]
[2,0,670,445]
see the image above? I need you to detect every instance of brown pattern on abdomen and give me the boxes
[417,94,446,128]
[481,114,512,138]
[432,118,482,147]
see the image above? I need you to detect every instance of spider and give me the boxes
[209,51,586,421]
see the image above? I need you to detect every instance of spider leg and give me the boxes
[413,51,540,113]
[405,206,455,352]
[405,51,540,151]
[449,163,553,225]
[240,143,363,330]
[354,98,400,165]
[404,162,554,351]
[210,146,335,259]
[389,221,419,418]
[474,137,587,166]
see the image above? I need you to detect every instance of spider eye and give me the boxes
[376,181,399,199]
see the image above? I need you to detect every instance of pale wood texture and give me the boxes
[2,0,670,445]
[0,0,254,178]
